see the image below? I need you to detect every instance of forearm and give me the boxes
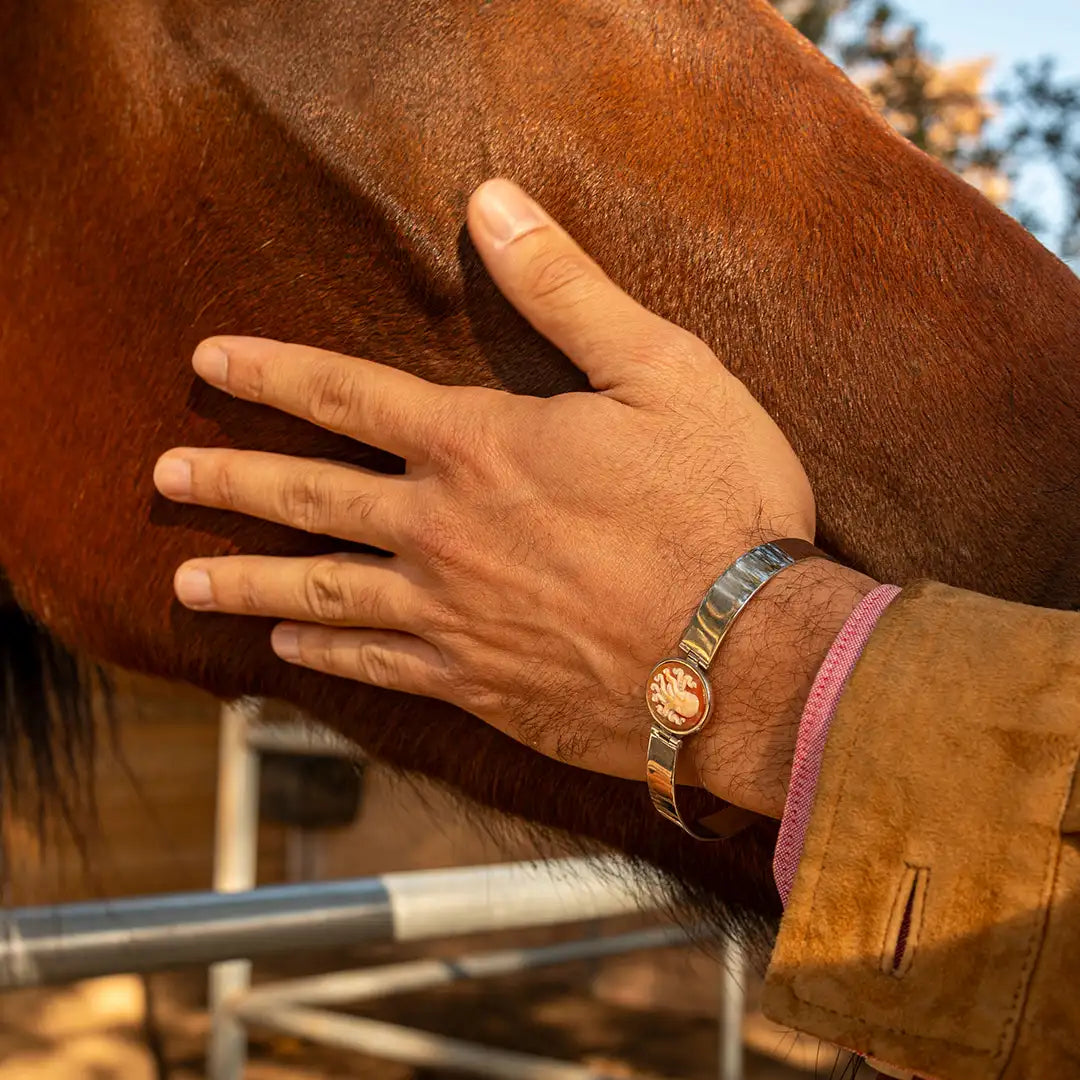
[688,558,878,819]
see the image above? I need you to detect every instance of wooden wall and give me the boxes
[3,670,533,907]
[4,671,286,905]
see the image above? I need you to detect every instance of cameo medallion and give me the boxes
[645,658,711,736]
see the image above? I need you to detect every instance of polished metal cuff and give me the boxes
[644,538,831,841]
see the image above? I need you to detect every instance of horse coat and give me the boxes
[2,0,1079,921]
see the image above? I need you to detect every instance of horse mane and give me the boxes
[0,578,109,845]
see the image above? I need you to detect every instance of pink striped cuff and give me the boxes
[773,583,902,906]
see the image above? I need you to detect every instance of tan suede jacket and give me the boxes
[762,582,1080,1080]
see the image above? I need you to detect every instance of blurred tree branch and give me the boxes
[997,58,1080,256]
[773,0,1080,259]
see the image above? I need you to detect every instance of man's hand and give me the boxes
[154,178,875,818]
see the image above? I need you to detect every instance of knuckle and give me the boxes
[427,389,487,465]
[425,595,463,635]
[424,638,473,699]
[366,585,397,628]
[431,397,512,491]
[640,326,712,374]
[307,363,358,430]
[415,514,464,568]
[434,417,481,473]
[208,461,241,508]
[395,495,427,549]
[302,560,352,622]
[343,487,378,523]
[457,672,499,716]
[234,569,264,613]
[295,630,332,665]
[231,357,267,402]
[359,645,399,687]
[281,472,330,533]
[670,329,716,368]
[526,250,595,306]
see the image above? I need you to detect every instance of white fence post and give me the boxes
[720,936,745,1080]
[207,700,261,1080]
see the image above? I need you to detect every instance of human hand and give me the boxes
[154,178,875,818]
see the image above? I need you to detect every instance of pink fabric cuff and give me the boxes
[773,583,902,906]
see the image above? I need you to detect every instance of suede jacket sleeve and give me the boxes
[761,581,1080,1080]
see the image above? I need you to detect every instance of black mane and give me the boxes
[0,576,109,846]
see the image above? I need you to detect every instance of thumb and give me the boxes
[466,178,704,399]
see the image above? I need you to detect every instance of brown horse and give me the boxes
[2,0,1079,926]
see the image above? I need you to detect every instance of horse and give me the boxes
[2,0,1079,932]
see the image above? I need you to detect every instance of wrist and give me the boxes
[687,558,878,819]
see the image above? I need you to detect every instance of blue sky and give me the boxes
[898,0,1079,80]
[890,0,1079,261]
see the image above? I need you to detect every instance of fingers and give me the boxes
[270,623,449,699]
[190,336,447,461]
[154,448,411,550]
[172,552,425,631]
[466,178,709,398]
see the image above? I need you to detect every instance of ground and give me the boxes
[0,932,857,1079]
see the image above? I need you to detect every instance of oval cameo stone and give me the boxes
[645,658,711,736]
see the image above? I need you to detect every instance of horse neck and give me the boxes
[4,0,1080,611]
[87,0,1080,601]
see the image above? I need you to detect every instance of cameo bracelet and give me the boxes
[644,538,833,840]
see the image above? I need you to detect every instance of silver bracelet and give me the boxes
[644,538,832,840]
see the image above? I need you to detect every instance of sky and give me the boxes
[900,0,1080,81]
[891,0,1080,260]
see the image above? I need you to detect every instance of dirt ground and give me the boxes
[0,931,860,1079]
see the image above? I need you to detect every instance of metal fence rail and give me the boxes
[0,856,664,990]
[233,926,700,1080]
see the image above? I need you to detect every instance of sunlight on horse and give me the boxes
[1,0,1079,934]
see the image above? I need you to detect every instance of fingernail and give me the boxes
[154,456,192,497]
[193,343,229,385]
[175,567,214,607]
[272,625,300,660]
[475,179,547,247]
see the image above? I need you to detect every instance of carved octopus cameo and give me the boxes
[646,659,710,735]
